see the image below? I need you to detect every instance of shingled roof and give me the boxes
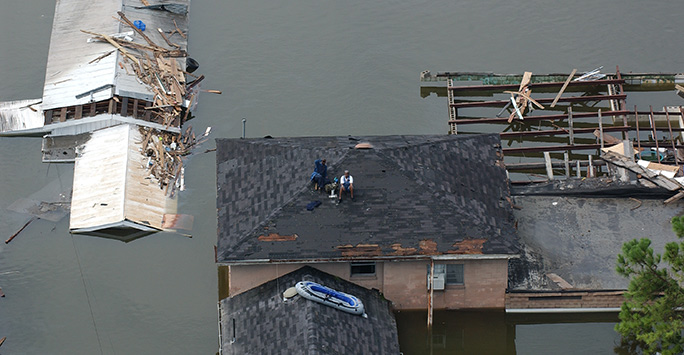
[219,266,400,354]
[216,134,519,263]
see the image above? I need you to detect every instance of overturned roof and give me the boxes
[70,123,175,241]
[510,195,683,290]
[42,0,189,110]
[219,266,399,354]
[216,134,519,263]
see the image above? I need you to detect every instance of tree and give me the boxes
[615,216,684,354]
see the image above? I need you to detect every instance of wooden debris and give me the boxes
[551,69,577,107]
[629,197,642,210]
[5,217,36,244]
[0,336,5,347]
[0,287,4,297]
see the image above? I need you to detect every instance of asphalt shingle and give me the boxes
[216,134,519,262]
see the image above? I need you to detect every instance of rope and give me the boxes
[71,235,104,355]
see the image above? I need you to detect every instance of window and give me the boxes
[446,264,464,285]
[350,262,376,276]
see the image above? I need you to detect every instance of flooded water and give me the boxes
[1,1,682,353]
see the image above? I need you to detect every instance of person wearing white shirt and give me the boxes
[339,170,354,202]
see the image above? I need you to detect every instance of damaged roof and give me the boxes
[216,134,519,263]
[219,265,399,354]
[41,0,189,110]
[510,195,684,290]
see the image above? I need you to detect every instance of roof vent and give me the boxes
[354,142,373,149]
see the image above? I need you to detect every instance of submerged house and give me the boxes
[0,0,200,240]
[218,266,400,354]
[216,134,520,310]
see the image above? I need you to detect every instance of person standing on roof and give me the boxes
[338,170,354,202]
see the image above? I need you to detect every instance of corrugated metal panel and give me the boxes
[42,0,192,111]
[70,124,129,230]
[70,124,175,232]
[46,114,181,137]
[0,99,44,133]
[42,0,121,110]
[115,1,190,98]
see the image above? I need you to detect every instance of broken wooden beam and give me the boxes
[550,69,577,108]
[450,94,628,109]
[5,217,36,244]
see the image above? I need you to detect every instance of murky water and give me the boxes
[1,1,682,353]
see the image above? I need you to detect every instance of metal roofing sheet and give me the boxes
[70,124,173,232]
[0,99,44,133]
[42,0,191,110]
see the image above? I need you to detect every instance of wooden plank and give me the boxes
[74,105,82,119]
[45,110,53,125]
[108,99,114,114]
[132,99,139,118]
[503,90,544,109]
[568,107,574,145]
[598,109,604,149]
[543,152,554,180]
[564,152,570,178]
[117,12,158,49]
[145,101,152,121]
[665,190,684,205]
[649,106,661,163]
[59,107,67,122]
[450,94,627,109]
[519,71,532,91]
[602,151,681,190]
[121,97,129,116]
[551,69,577,108]
[89,102,96,117]
[509,96,523,122]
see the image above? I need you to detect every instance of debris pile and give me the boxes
[82,10,201,129]
[138,125,211,196]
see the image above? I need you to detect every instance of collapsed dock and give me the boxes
[421,67,684,198]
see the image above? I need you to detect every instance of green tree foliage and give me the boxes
[615,216,684,354]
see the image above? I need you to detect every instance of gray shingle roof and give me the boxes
[219,266,400,355]
[216,134,519,262]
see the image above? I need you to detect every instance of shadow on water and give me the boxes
[395,310,621,355]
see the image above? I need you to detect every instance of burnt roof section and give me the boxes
[219,266,399,354]
[216,134,519,262]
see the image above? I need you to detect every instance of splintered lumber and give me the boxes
[665,190,684,205]
[117,11,158,49]
[0,287,4,297]
[6,217,36,244]
[503,90,544,109]
[601,151,682,191]
[594,130,622,145]
[158,28,180,48]
[0,336,5,347]
[81,30,140,65]
[519,71,532,90]
[676,84,684,99]
[551,69,577,108]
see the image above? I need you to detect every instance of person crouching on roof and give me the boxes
[311,159,327,191]
[339,170,353,202]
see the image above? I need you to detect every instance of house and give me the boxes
[0,0,200,240]
[507,193,683,311]
[218,266,400,354]
[216,134,520,310]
